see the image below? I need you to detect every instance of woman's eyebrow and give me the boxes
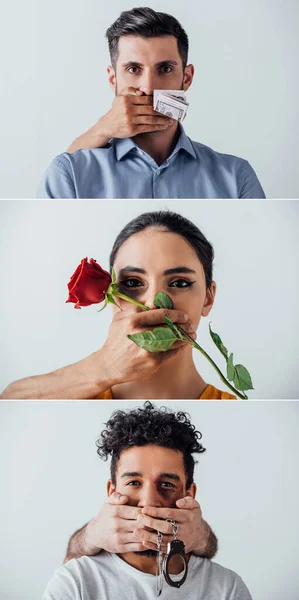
[163,267,196,275]
[118,266,146,277]
[118,266,196,277]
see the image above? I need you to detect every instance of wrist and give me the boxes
[192,521,211,556]
[93,114,112,145]
[83,520,102,556]
[79,348,119,396]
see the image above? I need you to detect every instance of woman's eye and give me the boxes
[169,279,195,288]
[121,278,143,289]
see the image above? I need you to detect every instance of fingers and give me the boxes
[136,514,175,534]
[141,540,168,553]
[106,492,129,505]
[141,505,188,523]
[118,89,153,104]
[134,527,172,550]
[114,505,142,520]
[132,309,190,327]
[176,497,201,510]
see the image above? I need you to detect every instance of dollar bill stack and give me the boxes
[153,90,189,122]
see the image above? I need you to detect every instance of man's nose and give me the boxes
[137,485,163,508]
[138,70,156,96]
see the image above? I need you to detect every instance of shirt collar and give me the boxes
[114,123,196,162]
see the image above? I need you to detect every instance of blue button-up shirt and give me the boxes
[38,126,265,198]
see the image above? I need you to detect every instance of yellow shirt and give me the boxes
[96,385,236,400]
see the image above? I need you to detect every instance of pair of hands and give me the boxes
[68,87,175,153]
[97,306,197,388]
[84,491,209,555]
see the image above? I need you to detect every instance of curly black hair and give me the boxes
[96,402,205,488]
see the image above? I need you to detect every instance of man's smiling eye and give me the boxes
[169,279,195,288]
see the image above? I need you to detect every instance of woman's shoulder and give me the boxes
[200,384,236,400]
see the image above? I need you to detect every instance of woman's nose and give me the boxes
[142,285,165,309]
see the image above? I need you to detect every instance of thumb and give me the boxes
[106,491,129,504]
[176,496,199,509]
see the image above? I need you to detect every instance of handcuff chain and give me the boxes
[166,518,178,539]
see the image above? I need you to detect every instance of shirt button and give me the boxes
[156,169,161,175]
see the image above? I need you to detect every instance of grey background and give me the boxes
[0,400,298,600]
[0,0,299,197]
[0,199,298,398]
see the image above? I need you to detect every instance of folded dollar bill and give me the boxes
[153,90,189,122]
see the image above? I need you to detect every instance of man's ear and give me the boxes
[186,482,197,499]
[107,479,116,496]
[183,64,194,91]
[107,66,116,92]
[202,281,216,317]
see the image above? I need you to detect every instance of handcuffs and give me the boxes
[156,519,188,596]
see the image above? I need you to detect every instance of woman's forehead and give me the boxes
[114,228,201,267]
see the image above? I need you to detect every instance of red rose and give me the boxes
[66,258,112,309]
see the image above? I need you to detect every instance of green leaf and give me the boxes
[128,327,178,352]
[154,292,173,309]
[232,364,254,391]
[209,323,228,360]
[111,267,117,284]
[164,317,185,340]
[226,353,235,381]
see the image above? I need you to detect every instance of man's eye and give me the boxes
[127,66,140,74]
[159,66,173,74]
[121,278,143,288]
[169,279,195,288]
[160,482,176,489]
[127,480,141,486]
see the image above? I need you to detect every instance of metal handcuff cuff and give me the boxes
[156,519,188,596]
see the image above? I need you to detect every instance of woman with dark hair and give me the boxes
[1,211,235,400]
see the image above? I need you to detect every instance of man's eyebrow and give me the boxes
[159,472,181,481]
[122,61,143,68]
[121,60,179,68]
[155,60,179,68]
[121,471,142,478]
[118,266,196,277]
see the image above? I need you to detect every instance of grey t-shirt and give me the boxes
[43,552,252,600]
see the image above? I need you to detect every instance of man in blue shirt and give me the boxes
[38,7,265,199]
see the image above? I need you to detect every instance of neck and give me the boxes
[111,348,207,400]
[133,122,180,166]
[118,551,190,576]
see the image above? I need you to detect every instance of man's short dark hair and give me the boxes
[106,7,189,69]
[96,402,205,488]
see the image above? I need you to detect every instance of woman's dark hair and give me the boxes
[96,402,205,489]
[106,7,189,69]
[109,210,214,289]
